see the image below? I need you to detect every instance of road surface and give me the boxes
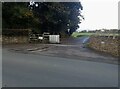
[2,49,118,87]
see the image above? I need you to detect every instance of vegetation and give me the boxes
[88,36,119,57]
[72,32,95,37]
[72,29,119,38]
[2,3,35,29]
[2,2,83,36]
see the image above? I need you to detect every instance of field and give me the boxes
[72,32,119,38]
[72,32,94,37]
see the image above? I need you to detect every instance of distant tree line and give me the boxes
[2,2,83,36]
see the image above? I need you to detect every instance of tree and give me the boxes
[30,2,83,35]
[2,2,36,29]
[2,2,83,36]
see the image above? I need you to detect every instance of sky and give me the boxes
[77,0,119,31]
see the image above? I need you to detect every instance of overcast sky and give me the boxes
[78,0,119,31]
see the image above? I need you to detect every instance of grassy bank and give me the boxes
[88,35,119,57]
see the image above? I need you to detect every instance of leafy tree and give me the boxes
[30,2,83,35]
[2,2,36,29]
[2,2,83,36]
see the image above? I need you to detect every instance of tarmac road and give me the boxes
[2,47,118,87]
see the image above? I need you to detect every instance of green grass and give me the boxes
[72,32,119,38]
[72,32,95,37]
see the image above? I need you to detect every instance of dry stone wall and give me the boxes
[2,29,30,44]
[2,36,29,44]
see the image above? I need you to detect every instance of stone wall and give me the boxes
[1,29,31,44]
[88,36,119,57]
[2,36,29,44]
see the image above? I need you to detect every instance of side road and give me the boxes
[3,36,118,65]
